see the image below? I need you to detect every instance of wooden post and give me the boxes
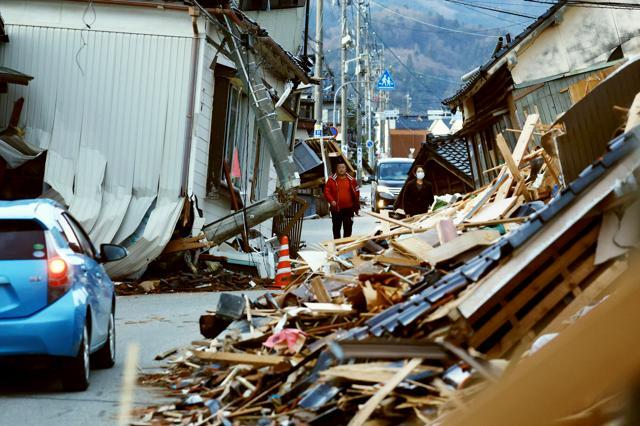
[9,97,24,128]
[223,160,250,252]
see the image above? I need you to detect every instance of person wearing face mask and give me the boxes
[397,166,434,217]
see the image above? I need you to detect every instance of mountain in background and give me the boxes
[313,0,550,113]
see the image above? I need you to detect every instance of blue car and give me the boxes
[0,199,127,391]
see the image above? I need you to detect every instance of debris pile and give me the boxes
[116,271,269,296]
[134,108,640,425]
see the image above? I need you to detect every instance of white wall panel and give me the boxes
[0,7,192,277]
[512,4,640,85]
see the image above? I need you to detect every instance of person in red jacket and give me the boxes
[324,162,360,239]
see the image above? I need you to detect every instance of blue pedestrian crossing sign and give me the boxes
[377,70,395,91]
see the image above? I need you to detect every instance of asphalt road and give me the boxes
[0,186,381,425]
[0,291,264,426]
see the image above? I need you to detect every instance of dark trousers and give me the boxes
[331,208,353,239]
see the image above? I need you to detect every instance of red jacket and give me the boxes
[324,173,360,212]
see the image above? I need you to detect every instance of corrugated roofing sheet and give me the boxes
[0,23,190,277]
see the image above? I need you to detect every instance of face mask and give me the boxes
[416,171,425,180]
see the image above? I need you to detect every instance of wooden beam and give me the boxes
[366,210,421,231]
[495,114,539,201]
[223,160,250,252]
[390,236,434,263]
[8,97,24,128]
[491,252,598,357]
[459,216,528,228]
[310,276,331,303]
[373,255,423,267]
[348,358,423,426]
[162,234,209,254]
[496,134,523,182]
[193,350,288,366]
[463,174,508,221]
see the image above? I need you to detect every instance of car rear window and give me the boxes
[0,220,47,260]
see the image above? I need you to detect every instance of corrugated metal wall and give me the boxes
[554,59,640,182]
[0,23,192,277]
[512,61,640,182]
[513,70,606,125]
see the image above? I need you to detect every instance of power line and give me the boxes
[439,0,531,25]
[444,0,537,19]
[369,26,442,102]
[370,0,502,37]
[524,0,640,9]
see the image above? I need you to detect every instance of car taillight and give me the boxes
[48,257,70,304]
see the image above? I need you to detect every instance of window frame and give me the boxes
[61,213,97,259]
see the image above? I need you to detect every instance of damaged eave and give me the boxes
[254,36,313,85]
[207,6,313,85]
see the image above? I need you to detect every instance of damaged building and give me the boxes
[0,0,312,277]
[442,0,640,188]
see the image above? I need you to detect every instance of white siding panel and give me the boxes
[191,41,215,206]
[512,5,640,85]
[0,21,192,277]
[244,8,304,53]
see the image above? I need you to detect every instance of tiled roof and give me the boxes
[442,0,567,106]
[425,136,472,179]
[358,127,640,338]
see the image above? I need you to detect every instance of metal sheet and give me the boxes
[555,58,640,181]
[0,20,192,277]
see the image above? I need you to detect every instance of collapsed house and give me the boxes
[0,0,312,277]
[442,0,640,188]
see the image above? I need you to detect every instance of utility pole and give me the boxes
[379,44,388,156]
[340,0,348,155]
[314,0,323,125]
[364,2,372,158]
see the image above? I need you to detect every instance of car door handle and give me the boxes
[80,265,88,275]
[95,272,102,280]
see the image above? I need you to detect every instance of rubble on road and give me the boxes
[115,270,269,296]
[133,101,640,425]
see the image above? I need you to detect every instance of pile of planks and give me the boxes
[132,112,640,425]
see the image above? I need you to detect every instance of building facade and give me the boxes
[0,0,309,277]
[444,1,640,187]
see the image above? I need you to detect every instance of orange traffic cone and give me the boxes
[274,236,292,288]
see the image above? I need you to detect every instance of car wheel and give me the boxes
[62,324,90,392]
[92,310,116,369]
